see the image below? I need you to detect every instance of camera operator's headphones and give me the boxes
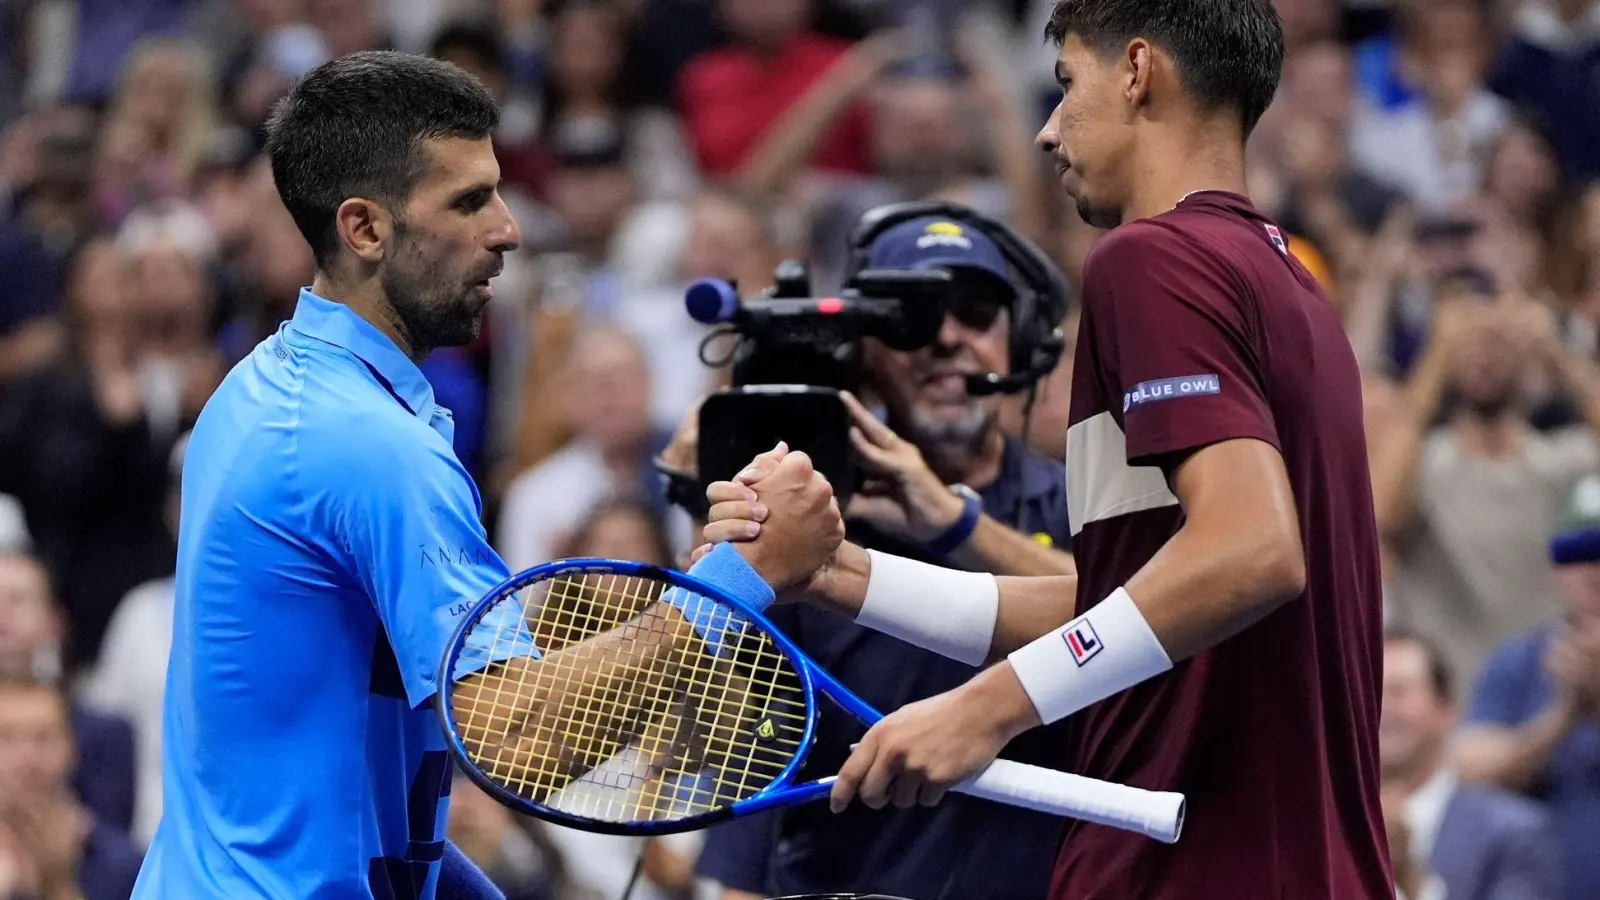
[844,201,1073,396]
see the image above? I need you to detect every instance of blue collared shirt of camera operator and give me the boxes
[133,288,515,900]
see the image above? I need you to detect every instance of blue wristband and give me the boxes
[927,490,982,557]
[664,543,776,655]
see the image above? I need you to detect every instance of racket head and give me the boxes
[437,557,819,836]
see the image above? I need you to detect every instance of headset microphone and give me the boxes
[965,371,1033,396]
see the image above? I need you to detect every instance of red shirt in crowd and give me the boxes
[1057,191,1394,899]
[676,34,873,177]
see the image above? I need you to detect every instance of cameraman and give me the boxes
[667,211,1074,899]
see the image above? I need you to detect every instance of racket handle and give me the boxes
[954,759,1185,844]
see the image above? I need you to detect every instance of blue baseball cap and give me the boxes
[864,216,1016,300]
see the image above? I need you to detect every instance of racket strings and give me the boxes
[452,570,807,825]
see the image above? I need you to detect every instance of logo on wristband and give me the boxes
[1063,619,1103,666]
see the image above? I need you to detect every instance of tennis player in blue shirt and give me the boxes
[133,51,842,900]
[130,51,524,900]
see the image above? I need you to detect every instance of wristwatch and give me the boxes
[927,484,983,557]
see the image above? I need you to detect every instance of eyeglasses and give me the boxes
[945,292,1004,332]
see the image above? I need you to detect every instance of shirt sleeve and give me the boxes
[316,423,527,709]
[1085,223,1280,469]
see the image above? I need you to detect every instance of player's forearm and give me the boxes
[1454,705,1579,792]
[982,504,1305,736]
[805,542,1078,663]
[945,515,1077,578]
[988,573,1080,659]
[456,606,698,795]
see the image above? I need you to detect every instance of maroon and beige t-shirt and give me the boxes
[1054,192,1393,899]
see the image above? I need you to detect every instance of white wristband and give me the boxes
[857,550,999,666]
[1007,587,1173,725]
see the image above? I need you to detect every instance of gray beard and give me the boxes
[904,403,993,460]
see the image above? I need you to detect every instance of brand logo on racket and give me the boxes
[754,717,778,744]
[1064,620,1102,666]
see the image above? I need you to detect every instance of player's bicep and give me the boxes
[1094,228,1278,465]
[338,445,523,709]
[1168,438,1303,567]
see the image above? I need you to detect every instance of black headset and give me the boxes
[843,200,1073,396]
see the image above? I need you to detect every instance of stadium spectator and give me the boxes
[676,0,873,178]
[620,185,778,427]
[745,18,1046,292]
[1348,0,1511,214]
[1371,280,1600,680]
[95,38,220,226]
[1488,0,1600,183]
[1380,628,1561,900]
[1480,115,1570,296]
[1250,37,1402,276]
[0,676,142,900]
[1456,472,1600,900]
[496,176,738,486]
[60,0,190,107]
[0,550,137,837]
[0,233,188,670]
[496,324,681,572]
[0,106,96,385]
[539,0,699,203]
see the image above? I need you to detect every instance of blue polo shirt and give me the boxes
[1466,623,1600,900]
[696,436,1073,900]
[133,288,519,900]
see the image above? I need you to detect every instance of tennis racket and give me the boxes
[436,558,1185,843]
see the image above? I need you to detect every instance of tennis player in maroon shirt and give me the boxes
[697,0,1394,897]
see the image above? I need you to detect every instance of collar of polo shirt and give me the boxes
[288,287,439,419]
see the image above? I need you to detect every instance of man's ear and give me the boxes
[333,197,394,264]
[1124,37,1155,109]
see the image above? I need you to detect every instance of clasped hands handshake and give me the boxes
[683,404,1026,815]
[677,391,971,584]
[687,440,847,594]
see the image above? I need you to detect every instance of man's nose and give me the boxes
[936,313,969,350]
[1036,104,1062,154]
[488,193,521,253]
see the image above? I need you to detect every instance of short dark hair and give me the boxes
[1385,626,1455,702]
[265,51,500,268]
[1044,0,1284,138]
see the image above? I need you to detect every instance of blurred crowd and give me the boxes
[0,0,1598,898]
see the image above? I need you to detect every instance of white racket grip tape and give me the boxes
[954,758,1186,843]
